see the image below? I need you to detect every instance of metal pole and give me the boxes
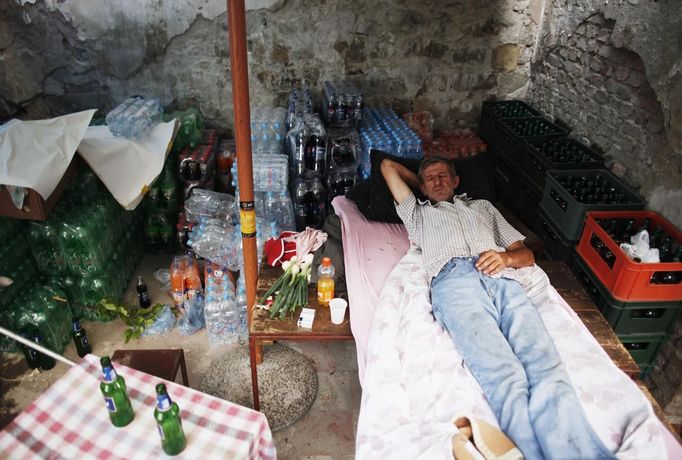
[0,325,76,367]
[226,1,257,329]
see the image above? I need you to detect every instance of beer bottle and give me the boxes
[100,356,134,427]
[154,383,186,455]
[71,318,92,358]
[18,329,40,369]
[137,275,151,309]
[33,333,55,371]
[660,248,682,285]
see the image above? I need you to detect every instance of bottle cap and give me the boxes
[156,383,168,395]
[321,257,332,267]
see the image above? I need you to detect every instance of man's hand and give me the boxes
[476,241,535,275]
[476,250,508,275]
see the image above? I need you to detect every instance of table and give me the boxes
[0,354,276,459]
[250,263,353,411]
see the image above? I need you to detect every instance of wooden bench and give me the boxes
[540,260,677,437]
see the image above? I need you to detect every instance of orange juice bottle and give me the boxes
[317,257,335,307]
[170,257,185,309]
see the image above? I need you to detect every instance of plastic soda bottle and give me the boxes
[170,257,185,309]
[317,257,335,307]
[99,356,134,427]
[71,318,92,358]
[137,275,151,309]
[154,383,186,455]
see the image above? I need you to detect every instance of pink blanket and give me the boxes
[332,197,409,382]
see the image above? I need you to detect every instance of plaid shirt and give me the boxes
[396,193,525,280]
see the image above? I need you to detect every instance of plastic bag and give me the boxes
[178,293,205,335]
[141,305,176,336]
[620,230,660,263]
[154,268,171,291]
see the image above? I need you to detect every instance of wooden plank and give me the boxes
[540,260,641,378]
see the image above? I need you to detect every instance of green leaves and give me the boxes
[93,298,169,343]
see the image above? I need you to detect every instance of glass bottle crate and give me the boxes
[540,169,644,241]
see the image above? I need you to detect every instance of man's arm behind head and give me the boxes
[380,158,419,204]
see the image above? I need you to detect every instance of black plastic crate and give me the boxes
[510,169,543,233]
[540,169,644,241]
[617,333,668,367]
[537,210,577,262]
[495,117,568,166]
[570,254,682,334]
[479,100,541,143]
[522,138,605,192]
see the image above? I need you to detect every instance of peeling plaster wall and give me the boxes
[527,0,682,229]
[0,0,543,131]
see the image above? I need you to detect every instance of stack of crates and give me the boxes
[538,169,644,262]
[479,100,568,231]
[571,210,682,377]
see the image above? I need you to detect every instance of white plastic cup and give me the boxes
[329,298,348,325]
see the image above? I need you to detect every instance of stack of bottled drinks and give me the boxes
[286,113,328,177]
[358,107,423,178]
[251,107,287,155]
[26,167,145,321]
[164,108,203,152]
[106,97,164,142]
[286,87,314,132]
[321,80,363,128]
[178,131,218,199]
[145,154,179,250]
[203,266,241,345]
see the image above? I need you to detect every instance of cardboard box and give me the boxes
[0,158,78,221]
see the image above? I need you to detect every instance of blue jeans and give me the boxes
[430,257,614,460]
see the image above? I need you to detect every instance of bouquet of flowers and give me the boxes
[259,254,314,319]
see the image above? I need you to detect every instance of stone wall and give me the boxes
[0,0,543,131]
[527,1,682,229]
[527,0,682,426]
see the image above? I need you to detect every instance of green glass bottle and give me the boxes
[154,383,186,455]
[99,356,134,427]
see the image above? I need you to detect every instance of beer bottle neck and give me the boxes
[102,366,117,382]
[156,393,172,411]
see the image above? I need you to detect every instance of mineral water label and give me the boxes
[104,396,117,412]
[157,423,165,440]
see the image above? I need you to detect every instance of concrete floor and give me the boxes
[0,253,361,459]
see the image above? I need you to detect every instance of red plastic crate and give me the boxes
[576,210,682,302]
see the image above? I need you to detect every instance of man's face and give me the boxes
[419,162,460,203]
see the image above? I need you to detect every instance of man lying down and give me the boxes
[381,156,615,460]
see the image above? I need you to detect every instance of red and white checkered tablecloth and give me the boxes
[0,354,276,459]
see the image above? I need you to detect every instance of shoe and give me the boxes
[454,416,523,460]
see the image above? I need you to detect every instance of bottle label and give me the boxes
[157,394,172,411]
[140,291,150,303]
[318,288,333,305]
[104,396,117,413]
[81,336,89,347]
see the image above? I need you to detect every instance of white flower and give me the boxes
[282,260,291,271]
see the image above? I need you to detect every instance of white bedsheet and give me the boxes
[355,247,680,459]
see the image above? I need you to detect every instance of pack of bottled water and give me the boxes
[286,87,314,132]
[251,107,287,155]
[322,80,363,128]
[105,96,164,141]
[204,267,240,345]
[358,107,423,178]
[231,155,288,193]
[187,217,241,271]
[184,189,238,224]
